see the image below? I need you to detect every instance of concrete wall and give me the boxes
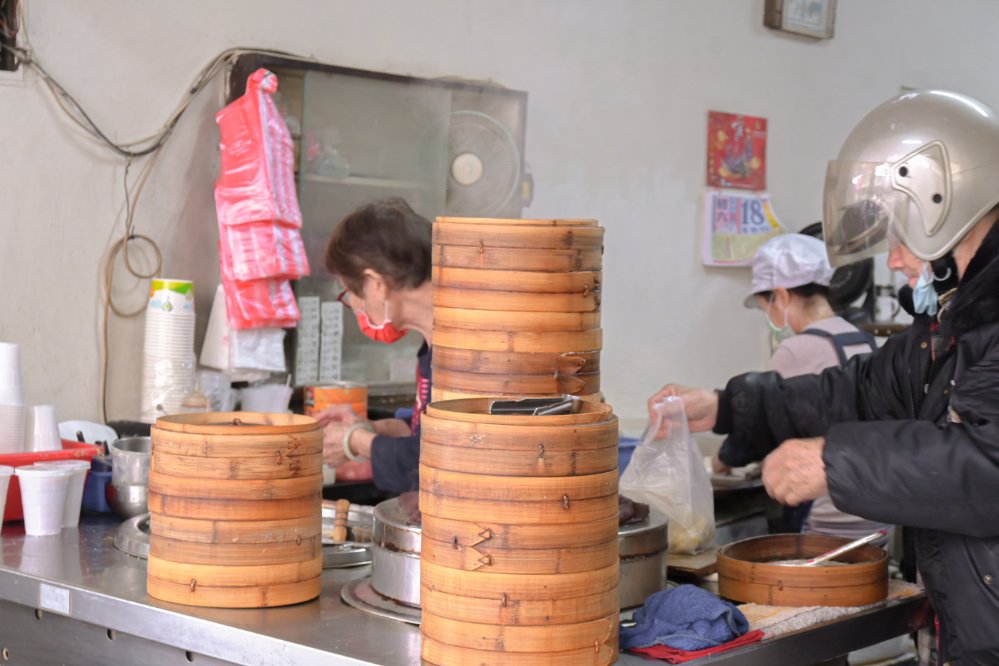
[2,0,998,428]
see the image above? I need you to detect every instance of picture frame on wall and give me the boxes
[764,0,837,40]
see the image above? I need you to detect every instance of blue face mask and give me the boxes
[912,264,939,316]
[765,297,795,343]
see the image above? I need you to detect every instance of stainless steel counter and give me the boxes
[0,517,930,666]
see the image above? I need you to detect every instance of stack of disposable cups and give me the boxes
[33,460,90,528]
[0,342,25,454]
[0,466,12,530]
[25,405,62,452]
[141,279,197,423]
[15,466,73,536]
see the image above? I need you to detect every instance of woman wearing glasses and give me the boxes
[318,198,434,493]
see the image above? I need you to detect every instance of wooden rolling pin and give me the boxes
[331,499,350,543]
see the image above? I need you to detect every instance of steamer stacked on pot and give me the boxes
[431,217,603,401]
[419,399,620,665]
[146,412,323,608]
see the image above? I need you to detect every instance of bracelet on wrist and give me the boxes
[342,422,375,462]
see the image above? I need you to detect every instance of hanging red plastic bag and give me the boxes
[620,396,716,554]
[218,220,310,282]
[222,278,300,330]
[214,68,302,228]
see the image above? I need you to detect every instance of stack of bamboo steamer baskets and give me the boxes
[419,398,620,666]
[146,412,323,608]
[432,216,603,401]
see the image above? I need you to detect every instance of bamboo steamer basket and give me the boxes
[432,267,600,294]
[717,534,889,607]
[422,611,619,652]
[433,220,604,250]
[431,387,604,403]
[431,368,599,395]
[147,412,323,608]
[432,348,600,375]
[434,286,599,312]
[422,635,617,666]
[433,307,600,332]
[432,326,602,353]
[433,244,602,272]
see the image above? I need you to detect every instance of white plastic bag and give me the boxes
[620,396,715,554]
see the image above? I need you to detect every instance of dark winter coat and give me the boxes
[714,222,999,664]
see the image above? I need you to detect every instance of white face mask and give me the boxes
[765,296,794,343]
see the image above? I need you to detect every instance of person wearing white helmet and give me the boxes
[714,233,884,539]
[651,89,999,664]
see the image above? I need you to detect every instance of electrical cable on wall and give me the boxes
[0,0,316,420]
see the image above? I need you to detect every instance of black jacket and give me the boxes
[370,343,431,494]
[714,223,999,664]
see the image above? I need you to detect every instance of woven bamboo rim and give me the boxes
[433,223,604,250]
[421,635,617,666]
[147,554,322,587]
[148,514,321,544]
[154,412,319,435]
[434,287,599,312]
[436,216,599,227]
[419,489,618,524]
[148,491,320,521]
[425,398,612,426]
[151,428,321,458]
[421,534,618,574]
[149,534,321,566]
[421,514,619,550]
[432,347,600,375]
[422,611,618,652]
[420,440,618,476]
[148,471,322,500]
[431,368,599,395]
[420,412,617,451]
[431,326,602,354]
[420,465,617,502]
[147,573,320,608]
[432,267,601,294]
[431,388,604,403]
[433,244,603,272]
[717,534,888,607]
[151,450,323,480]
[433,307,601,332]
[422,560,619,600]
[420,584,619,626]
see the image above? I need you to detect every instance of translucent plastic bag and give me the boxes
[620,396,715,554]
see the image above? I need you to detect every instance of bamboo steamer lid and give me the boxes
[421,513,619,551]
[717,534,889,607]
[420,584,620,626]
[432,326,601,354]
[425,397,612,425]
[147,412,322,608]
[422,635,617,666]
[432,348,600,375]
[422,611,619,653]
[433,244,602,272]
[432,267,600,294]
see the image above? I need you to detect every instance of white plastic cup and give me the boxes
[0,466,13,529]
[0,404,25,453]
[15,467,73,536]
[26,405,62,452]
[0,342,23,404]
[33,460,89,528]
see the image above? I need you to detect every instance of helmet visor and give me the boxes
[823,160,926,267]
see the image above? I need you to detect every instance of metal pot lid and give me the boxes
[618,508,668,558]
[322,542,372,569]
[373,497,422,553]
[113,513,151,559]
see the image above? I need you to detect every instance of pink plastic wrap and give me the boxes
[218,221,310,282]
[223,278,300,330]
[215,68,302,228]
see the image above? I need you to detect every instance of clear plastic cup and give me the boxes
[15,466,73,536]
[0,465,13,528]
[33,460,90,528]
[26,405,61,452]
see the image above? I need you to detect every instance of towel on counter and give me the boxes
[620,584,750,651]
[629,629,764,663]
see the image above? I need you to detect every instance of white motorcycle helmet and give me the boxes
[823,90,999,267]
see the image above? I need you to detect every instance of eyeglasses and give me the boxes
[336,288,352,308]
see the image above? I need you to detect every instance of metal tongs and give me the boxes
[776,529,888,567]
[488,395,582,416]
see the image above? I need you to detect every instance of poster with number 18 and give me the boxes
[702,191,784,267]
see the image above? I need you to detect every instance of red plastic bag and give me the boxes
[215,69,302,228]
[222,278,300,330]
[218,220,310,282]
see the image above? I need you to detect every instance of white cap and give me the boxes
[744,234,834,308]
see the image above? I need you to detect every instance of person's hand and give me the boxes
[313,404,361,427]
[711,451,731,475]
[647,384,718,434]
[322,418,375,467]
[762,437,828,506]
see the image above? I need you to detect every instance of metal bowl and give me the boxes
[107,483,148,519]
[109,436,151,486]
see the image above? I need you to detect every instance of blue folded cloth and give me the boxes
[620,584,750,651]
